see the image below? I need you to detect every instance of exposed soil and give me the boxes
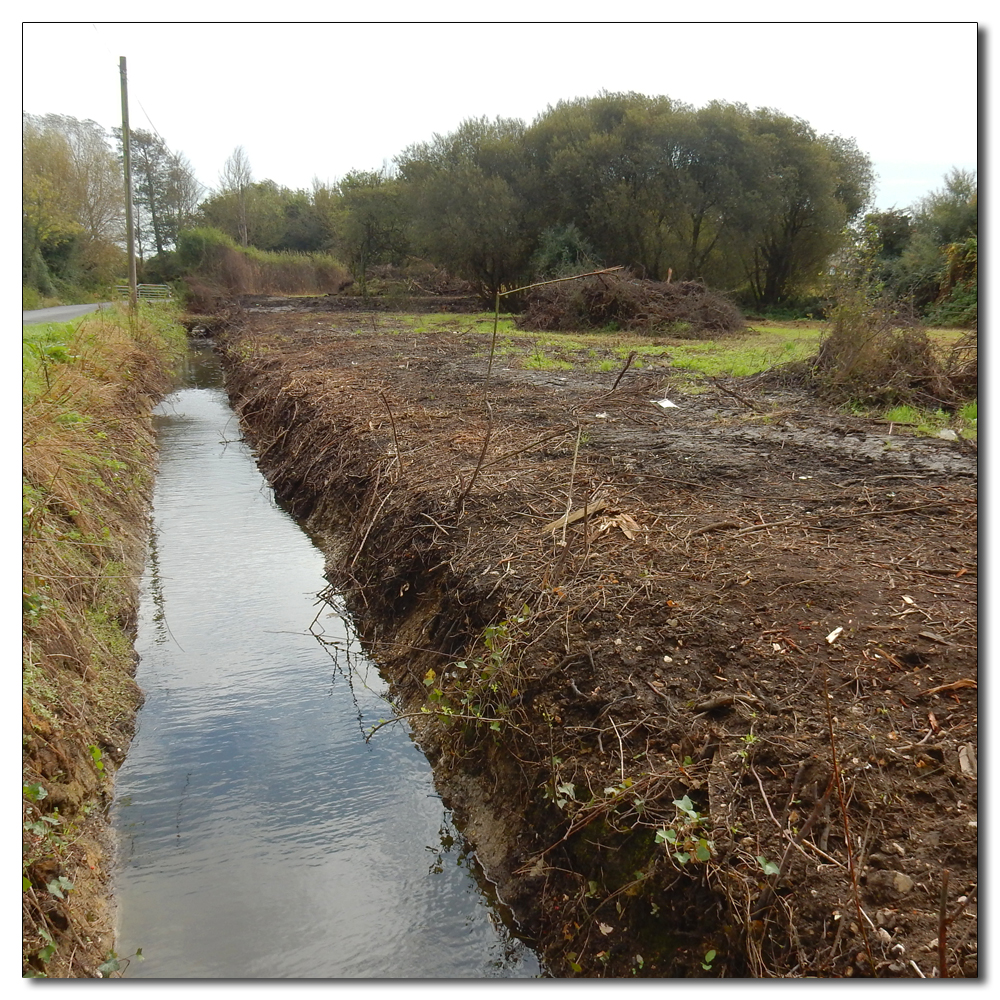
[217,308,977,979]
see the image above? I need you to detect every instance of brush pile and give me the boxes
[518,271,746,338]
[812,291,978,408]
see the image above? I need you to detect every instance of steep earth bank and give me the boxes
[217,310,977,978]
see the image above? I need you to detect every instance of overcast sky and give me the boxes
[22,18,979,215]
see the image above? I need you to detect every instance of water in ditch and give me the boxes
[111,345,540,978]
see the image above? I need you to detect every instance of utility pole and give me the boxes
[119,56,138,310]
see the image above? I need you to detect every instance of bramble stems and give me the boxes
[378,391,402,479]
[609,351,637,393]
[561,426,583,547]
[824,675,876,975]
[454,401,493,514]
[938,869,950,977]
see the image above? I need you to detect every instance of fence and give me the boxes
[115,284,173,300]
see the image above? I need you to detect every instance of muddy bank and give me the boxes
[218,311,977,978]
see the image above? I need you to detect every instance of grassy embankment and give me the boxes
[22,285,118,312]
[23,228,352,313]
[22,303,186,978]
[174,228,351,310]
[336,312,977,437]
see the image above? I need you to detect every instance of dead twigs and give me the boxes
[454,401,494,514]
[540,499,608,537]
[691,693,765,714]
[753,773,836,916]
[689,502,960,542]
[378,391,403,478]
[608,351,638,393]
[709,375,765,412]
[482,424,578,470]
[922,678,977,697]
[364,708,531,742]
[824,675,876,976]
[349,490,393,568]
[560,426,583,547]
[687,519,740,538]
[938,869,950,977]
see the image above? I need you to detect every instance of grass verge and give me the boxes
[22,302,186,978]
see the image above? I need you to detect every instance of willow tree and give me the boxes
[523,93,692,281]
[742,110,874,305]
[397,117,535,301]
[520,93,874,300]
[390,94,873,306]
[330,169,410,295]
[669,101,770,287]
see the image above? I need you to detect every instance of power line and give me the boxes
[87,22,177,160]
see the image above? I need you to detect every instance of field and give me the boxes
[216,308,978,977]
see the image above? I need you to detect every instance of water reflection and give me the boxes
[112,346,539,978]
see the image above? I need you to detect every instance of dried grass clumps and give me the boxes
[945,331,978,400]
[813,291,977,407]
[22,305,184,977]
[517,271,746,338]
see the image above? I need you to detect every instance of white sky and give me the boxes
[21,14,980,214]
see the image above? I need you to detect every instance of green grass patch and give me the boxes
[926,327,972,347]
[501,322,821,378]
[23,284,114,311]
[23,321,88,395]
[750,322,826,340]
[659,326,821,378]
[878,400,977,440]
[523,345,574,370]
[883,405,921,424]
[959,400,977,422]
[359,315,829,384]
[384,312,521,337]
[23,319,86,345]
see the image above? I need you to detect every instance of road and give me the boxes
[22,303,113,325]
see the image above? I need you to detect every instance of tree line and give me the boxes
[393,95,876,307]
[197,94,876,307]
[22,112,203,295]
[851,168,977,326]
[23,95,976,321]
